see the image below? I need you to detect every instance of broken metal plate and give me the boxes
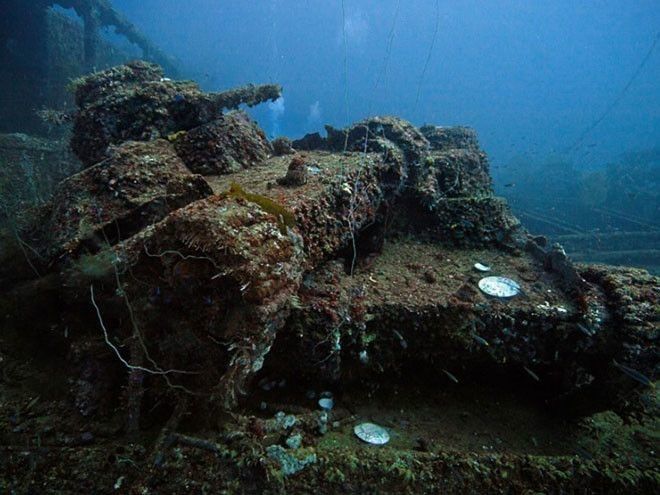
[478,276,521,298]
[353,422,390,445]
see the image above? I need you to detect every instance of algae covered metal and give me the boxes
[0,60,657,494]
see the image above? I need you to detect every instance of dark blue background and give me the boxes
[109,0,659,175]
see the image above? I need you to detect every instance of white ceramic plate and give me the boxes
[478,276,521,298]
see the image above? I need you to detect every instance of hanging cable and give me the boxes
[413,0,440,117]
[567,31,660,155]
[341,0,351,151]
[368,0,401,117]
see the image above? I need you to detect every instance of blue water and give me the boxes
[109,0,659,174]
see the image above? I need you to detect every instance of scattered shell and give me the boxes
[354,422,390,445]
[478,276,521,298]
[474,262,491,272]
[318,398,334,411]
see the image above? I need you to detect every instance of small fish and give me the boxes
[392,329,408,349]
[472,334,489,347]
[576,322,594,337]
[441,369,459,384]
[613,360,655,388]
[504,183,515,188]
[523,366,540,382]
[24,396,40,412]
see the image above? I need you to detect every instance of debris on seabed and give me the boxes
[318,397,334,411]
[474,262,491,272]
[478,276,521,298]
[354,422,390,445]
[266,445,317,476]
[537,301,568,314]
[114,476,125,490]
[274,411,298,429]
[286,433,303,449]
[317,411,329,435]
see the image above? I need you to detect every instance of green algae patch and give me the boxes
[224,182,296,234]
[577,407,660,471]
[166,130,188,143]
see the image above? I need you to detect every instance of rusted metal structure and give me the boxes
[39,0,178,73]
[0,0,177,134]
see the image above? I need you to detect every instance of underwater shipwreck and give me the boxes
[0,59,658,493]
